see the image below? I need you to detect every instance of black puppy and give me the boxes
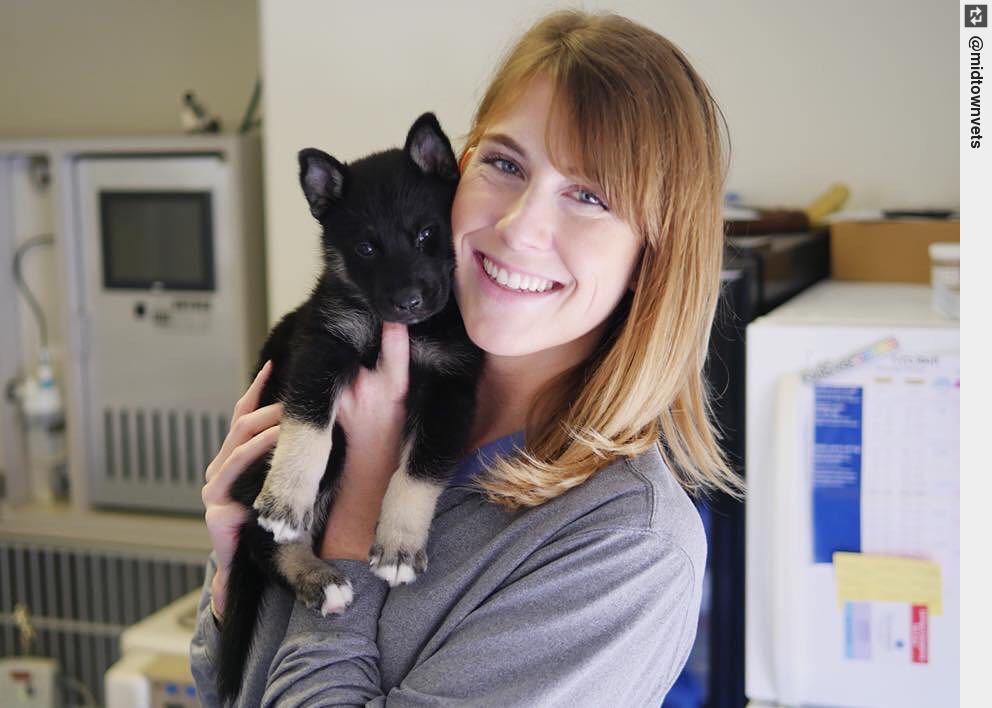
[217,113,483,705]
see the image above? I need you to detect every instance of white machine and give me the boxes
[105,590,201,708]
[0,136,268,513]
[745,280,959,707]
[71,149,267,512]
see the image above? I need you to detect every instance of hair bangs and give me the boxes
[542,59,663,246]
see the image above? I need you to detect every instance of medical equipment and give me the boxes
[0,135,267,513]
[104,591,201,708]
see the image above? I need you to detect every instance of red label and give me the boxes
[911,604,929,664]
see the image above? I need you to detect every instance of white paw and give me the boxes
[368,544,427,586]
[321,580,354,616]
[370,560,417,586]
[253,488,312,544]
[257,514,303,543]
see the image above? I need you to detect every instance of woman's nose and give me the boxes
[494,185,554,251]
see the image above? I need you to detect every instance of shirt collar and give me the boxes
[448,430,526,487]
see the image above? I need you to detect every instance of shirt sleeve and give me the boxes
[262,527,701,707]
[188,552,224,708]
[188,550,389,708]
[261,562,389,707]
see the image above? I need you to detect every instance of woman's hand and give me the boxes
[200,321,408,612]
[319,322,410,561]
[201,360,283,615]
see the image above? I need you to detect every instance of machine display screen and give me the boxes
[100,191,215,290]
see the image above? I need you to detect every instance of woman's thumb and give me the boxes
[379,322,410,393]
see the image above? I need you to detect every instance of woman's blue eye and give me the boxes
[576,189,608,209]
[481,153,521,176]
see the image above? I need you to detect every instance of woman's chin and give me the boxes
[462,317,542,357]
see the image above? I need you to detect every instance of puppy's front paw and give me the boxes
[253,490,312,543]
[368,542,428,587]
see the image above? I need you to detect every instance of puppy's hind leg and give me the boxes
[276,540,354,616]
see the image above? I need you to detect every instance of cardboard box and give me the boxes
[829,219,960,283]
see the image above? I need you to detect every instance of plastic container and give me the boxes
[16,355,69,503]
[928,242,960,319]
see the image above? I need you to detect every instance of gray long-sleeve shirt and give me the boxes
[189,433,707,706]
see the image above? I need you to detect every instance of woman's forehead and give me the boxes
[478,86,590,169]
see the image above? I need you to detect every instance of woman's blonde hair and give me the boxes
[463,9,745,510]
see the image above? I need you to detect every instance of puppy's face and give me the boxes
[299,114,460,325]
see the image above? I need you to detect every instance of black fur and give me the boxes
[216,113,483,705]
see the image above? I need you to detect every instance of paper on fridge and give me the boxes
[805,343,959,573]
[833,552,942,615]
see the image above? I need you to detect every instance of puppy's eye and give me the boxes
[415,226,435,247]
[355,241,376,257]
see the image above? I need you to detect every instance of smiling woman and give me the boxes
[453,13,744,509]
[190,8,743,707]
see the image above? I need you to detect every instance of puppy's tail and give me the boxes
[217,532,268,706]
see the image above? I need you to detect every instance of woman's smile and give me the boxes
[472,249,565,300]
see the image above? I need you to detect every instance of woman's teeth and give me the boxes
[482,255,556,293]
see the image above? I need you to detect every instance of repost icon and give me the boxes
[966,5,987,28]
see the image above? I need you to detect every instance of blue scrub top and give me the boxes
[448,430,526,487]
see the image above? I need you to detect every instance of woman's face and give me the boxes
[451,76,643,359]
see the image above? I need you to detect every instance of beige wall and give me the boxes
[0,0,959,324]
[0,0,259,137]
[259,0,958,321]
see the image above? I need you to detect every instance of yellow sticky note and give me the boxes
[833,552,942,615]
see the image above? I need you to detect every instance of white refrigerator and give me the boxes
[745,280,959,707]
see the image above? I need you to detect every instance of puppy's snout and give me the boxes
[392,288,424,313]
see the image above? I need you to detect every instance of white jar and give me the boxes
[928,242,960,319]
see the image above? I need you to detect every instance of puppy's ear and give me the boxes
[298,148,346,220]
[404,113,459,181]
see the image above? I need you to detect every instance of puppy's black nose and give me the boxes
[392,288,423,313]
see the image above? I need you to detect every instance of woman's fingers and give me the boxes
[378,322,410,403]
[202,424,281,505]
[232,360,273,422]
[204,502,250,536]
[209,401,284,481]
[215,360,274,473]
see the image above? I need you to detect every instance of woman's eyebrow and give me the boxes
[480,133,527,158]
[479,132,603,193]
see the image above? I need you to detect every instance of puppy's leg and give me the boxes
[254,406,337,543]
[275,540,354,616]
[254,334,356,543]
[370,377,475,586]
[369,435,445,586]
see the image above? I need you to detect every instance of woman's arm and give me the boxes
[190,324,409,706]
[189,458,396,708]
[262,525,701,707]
[191,360,283,707]
[188,442,398,708]
[189,549,389,708]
